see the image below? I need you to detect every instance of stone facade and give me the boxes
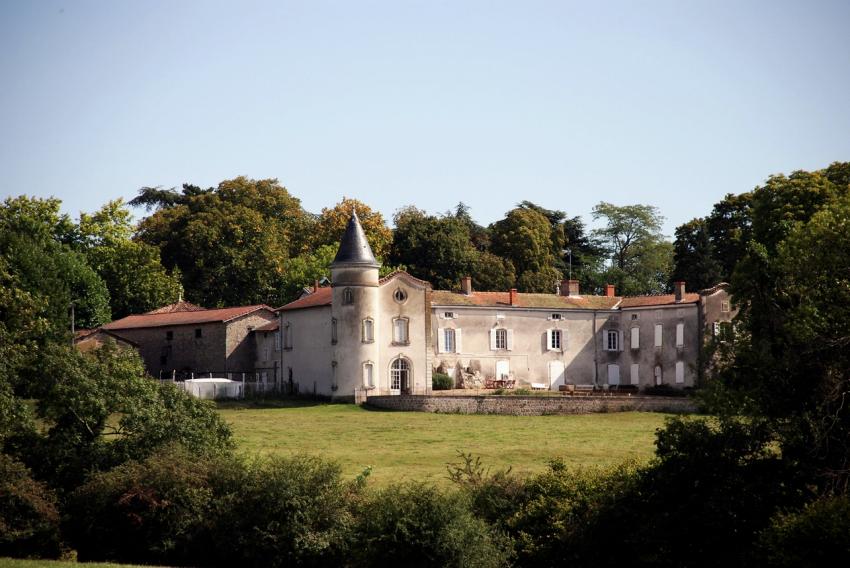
[366,394,697,415]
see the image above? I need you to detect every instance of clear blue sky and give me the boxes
[2,0,849,236]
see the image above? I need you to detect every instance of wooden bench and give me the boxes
[573,384,595,396]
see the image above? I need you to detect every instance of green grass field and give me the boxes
[0,560,164,568]
[218,401,670,486]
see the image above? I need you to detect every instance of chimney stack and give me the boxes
[605,284,615,298]
[674,281,686,303]
[560,279,580,297]
[461,276,473,295]
[509,288,518,306]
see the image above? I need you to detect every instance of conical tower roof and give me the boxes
[331,210,380,268]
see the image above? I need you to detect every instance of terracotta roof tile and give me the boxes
[431,290,621,310]
[619,293,700,308]
[103,305,273,330]
[278,287,333,311]
[146,301,205,314]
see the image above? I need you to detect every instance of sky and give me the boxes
[1,0,849,237]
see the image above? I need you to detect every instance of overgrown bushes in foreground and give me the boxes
[5,416,848,567]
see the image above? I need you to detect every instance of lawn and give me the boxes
[0,560,164,568]
[218,401,670,486]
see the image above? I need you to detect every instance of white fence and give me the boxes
[159,378,293,400]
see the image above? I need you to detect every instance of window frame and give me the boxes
[444,328,456,353]
[495,328,508,350]
[550,329,562,350]
[342,287,354,305]
[392,317,410,345]
[362,317,374,343]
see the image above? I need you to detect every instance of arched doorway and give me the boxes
[390,357,411,395]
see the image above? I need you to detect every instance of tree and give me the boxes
[453,202,491,251]
[0,196,110,335]
[671,218,724,290]
[470,251,515,292]
[389,207,477,290]
[705,192,753,281]
[490,207,561,291]
[135,177,313,307]
[75,200,181,319]
[591,202,673,295]
[277,245,337,303]
[313,198,392,260]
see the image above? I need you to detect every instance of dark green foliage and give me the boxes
[208,454,355,568]
[0,453,62,559]
[432,373,454,390]
[756,495,850,567]
[470,251,516,291]
[390,207,477,290]
[670,218,724,290]
[66,446,216,565]
[490,207,562,291]
[353,482,509,568]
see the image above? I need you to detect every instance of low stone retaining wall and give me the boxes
[365,394,697,415]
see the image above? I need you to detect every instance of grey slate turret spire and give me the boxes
[331,210,380,268]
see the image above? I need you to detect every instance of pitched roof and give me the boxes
[431,290,621,310]
[331,211,380,268]
[146,300,205,314]
[619,293,700,308]
[103,304,273,330]
[74,328,139,347]
[379,270,432,288]
[278,287,333,311]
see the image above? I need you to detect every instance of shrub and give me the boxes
[0,453,62,559]
[432,373,454,390]
[65,446,217,565]
[353,482,509,568]
[756,495,850,567]
[208,454,355,568]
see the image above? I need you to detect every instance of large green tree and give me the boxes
[670,218,724,290]
[591,202,672,295]
[134,177,312,307]
[490,207,562,292]
[312,198,392,260]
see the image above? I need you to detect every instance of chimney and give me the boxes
[461,276,473,295]
[561,279,580,297]
[509,288,518,306]
[605,284,615,298]
[674,281,686,303]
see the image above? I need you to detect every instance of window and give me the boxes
[549,329,562,351]
[444,328,456,353]
[165,330,173,341]
[443,311,455,319]
[631,313,639,320]
[343,288,354,305]
[495,328,507,350]
[390,358,409,391]
[331,318,338,344]
[274,331,281,351]
[630,363,640,385]
[362,318,374,343]
[195,328,202,338]
[550,313,562,321]
[393,288,407,303]
[606,329,619,351]
[363,362,375,388]
[654,365,663,385]
[393,318,409,344]
[654,324,663,347]
[675,361,685,384]
[676,323,684,347]
[283,323,292,349]
[630,326,640,349]
[721,301,731,313]
[607,364,620,385]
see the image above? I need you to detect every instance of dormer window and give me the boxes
[443,311,455,319]
[550,313,562,321]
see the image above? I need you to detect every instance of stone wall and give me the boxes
[365,394,697,415]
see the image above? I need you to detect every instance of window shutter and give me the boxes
[489,329,497,351]
[506,329,514,351]
[630,363,640,385]
[560,330,566,352]
[546,329,553,351]
[676,323,684,347]
[631,326,639,349]
[654,324,663,347]
[455,329,463,354]
[675,361,685,383]
[437,328,445,353]
[618,330,624,351]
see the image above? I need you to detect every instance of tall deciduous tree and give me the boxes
[671,219,724,290]
[490,207,562,291]
[705,192,753,282]
[313,198,392,260]
[591,202,672,295]
[134,177,312,307]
